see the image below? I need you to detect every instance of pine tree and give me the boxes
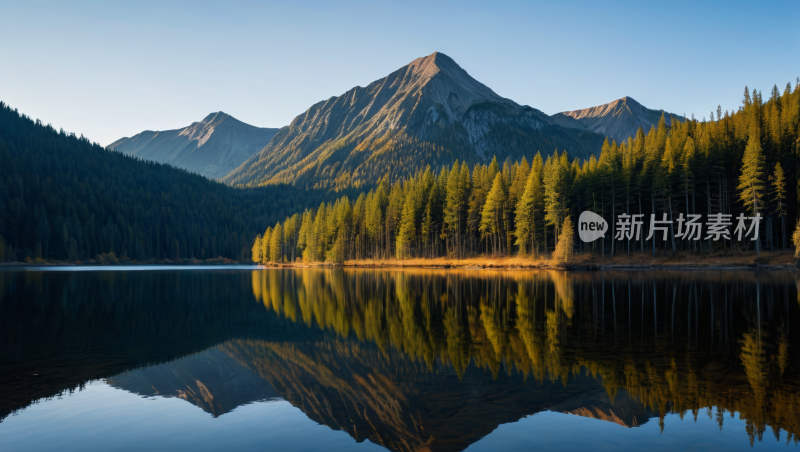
[352,193,367,259]
[459,162,471,253]
[529,153,545,254]
[515,164,540,256]
[770,161,787,250]
[421,198,434,257]
[284,214,299,262]
[328,227,346,263]
[297,211,313,262]
[738,127,766,253]
[552,216,574,265]
[365,188,385,258]
[544,150,571,249]
[385,184,405,258]
[262,226,272,263]
[467,164,488,254]
[397,195,416,259]
[251,234,262,263]
[444,161,465,257]
[313,203,328,261]
[270,222,284,263]
[480,173,507,256]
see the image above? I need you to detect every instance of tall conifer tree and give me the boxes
[738,127,766,253]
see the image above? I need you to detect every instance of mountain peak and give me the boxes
[399,52,514,116]
[407,52,459,77]
[561,97,644,120]
[222,52,603,188]
[200,111,233,125]
[107,113,280,180]
[203,111,227,118]
[551,97,683,143]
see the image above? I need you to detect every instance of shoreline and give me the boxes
[3,250,796,271]
[269,263,795,271]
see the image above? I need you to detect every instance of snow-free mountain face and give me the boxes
[105,336,657,452]
[107,112,280,180]
[222,52,605,189]
[107,347,279,418]
[551,97,684,144]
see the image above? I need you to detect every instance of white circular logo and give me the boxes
[578,211,607,242]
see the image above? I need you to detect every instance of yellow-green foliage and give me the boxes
[250,81,800,262]
[552,216,574,264]
[792,221,800,258]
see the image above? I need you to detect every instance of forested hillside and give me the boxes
[251,81,800,263]
[0,102,347,263]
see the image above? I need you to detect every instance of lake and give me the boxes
[0,267,798,451]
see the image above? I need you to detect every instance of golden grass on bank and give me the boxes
[332,249,796,269]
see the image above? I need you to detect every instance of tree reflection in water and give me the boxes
[250,269,800,448]
[0,268,798,451]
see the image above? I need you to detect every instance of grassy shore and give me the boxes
[3,250,795,270]
[288,249,797,270]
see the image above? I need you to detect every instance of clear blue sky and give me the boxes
[2,0,798,146]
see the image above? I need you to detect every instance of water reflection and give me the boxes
[0,269,798,451]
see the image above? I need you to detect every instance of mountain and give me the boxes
[108,347,280,417]
[547,389,653,428]
[550,97,684,144]
[222,52,606,189]
[106,336,653,452]
[107,112,280,180]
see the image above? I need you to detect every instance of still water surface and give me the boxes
[0,268,798,451]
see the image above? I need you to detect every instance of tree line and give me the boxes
[0,102,352,263]
[250,269,799,445]
[252,80,800,263]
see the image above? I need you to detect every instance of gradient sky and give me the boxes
[2,0,798,146]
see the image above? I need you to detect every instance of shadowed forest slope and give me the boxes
[0,102,350,262]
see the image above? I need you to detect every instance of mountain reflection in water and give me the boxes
[0,268,798,451]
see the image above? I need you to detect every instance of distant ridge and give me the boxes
[551,97,684,144]
[222,52,606,189]
[108,112,280,180]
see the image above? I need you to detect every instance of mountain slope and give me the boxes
[551,97,684,143]
[0,101,344,263]
[108,112,280,180]
[222,52,605,189]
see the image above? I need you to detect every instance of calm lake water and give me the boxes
[0,267,798,451]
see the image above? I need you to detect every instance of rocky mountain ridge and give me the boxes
[107,112,280,180]
[107,54,683,188]
[551,96,684,144]
[222,52,605,188]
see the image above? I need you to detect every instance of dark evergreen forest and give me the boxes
[0,102,351,263]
